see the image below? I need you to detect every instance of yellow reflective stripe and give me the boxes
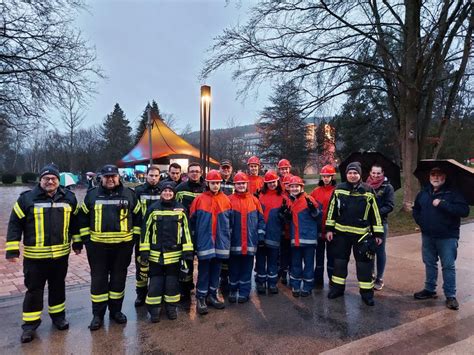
[120,208,128,232]
[136,280,148,288]
[359,281,374,289]
[334,223,370,235]
[164,294,180,303]
[133,226,141,235]
[371,195,383,230]
[363,199,371,220]
[80,227,90,236]
[94,204,102,233]
[72,234,82,242]
[181,213,193,250]
[63,205,72,245]
[326,195,337,223]
[163,251,182,258]
[90,233,133,243]
[331,275,346,285]
[23,311,42,322]
[145,295,162,305]
[109,290,125,299]
[358,233,370,243]
[34,207,44,247]
[81,202,89,214]
[23,244,70,259]
[91,293,109,303]
[163,257,180,264]
[6,241,20,251]
[139,243,150,252]
[133,203,141,214]
[48,302,65,314]
[13,202,25,219]
[373,225,384,233]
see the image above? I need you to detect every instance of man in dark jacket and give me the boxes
[160,163,183,187]
[412,166,469,310]
[366,164,394,291]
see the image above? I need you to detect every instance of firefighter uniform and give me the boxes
[325,180,384,303]
[140,197,193,321]
[6,183,78,335]
[134,182,161,302]
[75,181,141,321]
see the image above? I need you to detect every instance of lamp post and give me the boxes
[147,107,153,166]
[200,85,211,173]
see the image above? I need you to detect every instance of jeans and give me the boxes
[290,246,315,292]
[196,258,222,299]
[229,254,255,297]
[422,235,458,298]
[375,223,388,280]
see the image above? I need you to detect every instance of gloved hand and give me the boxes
[305,197,316,211]
[179,259,190,282]
[279,199,292,222]
[140,252,150,265]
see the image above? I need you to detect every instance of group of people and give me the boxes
[5,156,469,344]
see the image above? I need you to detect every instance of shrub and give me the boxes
[1,174,17,184]
[22,172,38,183]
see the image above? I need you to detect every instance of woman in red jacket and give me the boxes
[310,165,337,288]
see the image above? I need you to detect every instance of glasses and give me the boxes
[189,170,201,174]
[41,177,58,182]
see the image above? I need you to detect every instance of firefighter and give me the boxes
[279,173,294,284]
[160,162,183,186]
[247,156,264,195]
[277,159,292,178]
[228,172,265,303]
[285,176,321,297]
[139,181,194,322]
[134,164,162,307]
[255,170,286,295]
[74,164,141,330]
[6,164,78,343]
[325,162,384,306]
[310,165,337,287]
[175,162,206,307]
[189,170,232,315]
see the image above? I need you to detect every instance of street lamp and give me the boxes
[200,85,211,173]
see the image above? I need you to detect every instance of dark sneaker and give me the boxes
[148,307,161,323]
[327,288,344,299]
[300,290,311,297]
[110,311,127,324]
[414,289,437,300]
[256,282,266,294]
[206,294,225,309]
[196,298,208,315]
[292,289,300,298]
[268,285,279,294]
[446,297,459,310]
[21,329,35,343]
[88,316,103,331]
[165,305,178,320]
[228,291,237,303]
[52,318,69,330]
[374,279,384,291]
[237,296,249,303]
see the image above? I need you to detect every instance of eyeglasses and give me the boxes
[189,170,201,174]
[41,177,58,182]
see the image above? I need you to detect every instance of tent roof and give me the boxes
[117,111,217,167]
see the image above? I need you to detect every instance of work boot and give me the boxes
[361,294,375,306]
[256,282,266,294]
[446,297,459,310]
[414,289,437,300]
[280,271,288,285]
[300,290,311,297]
[268,285,279,294]
[165,304,178,320]
[134,290,147,307]
[237,295,249,303]
[196,297,208,315]
[52,317,69,330]
[314,277,324,289]
[327,287,344,299]
[109,311,127,324]
[148,306,161,323]
[292,289,300,298]
[180,291,192,310]
[206,294,225,309]
[21,329,35,343]
[88,315,103,331]
[219,278,230,295]
[228,291,237,303]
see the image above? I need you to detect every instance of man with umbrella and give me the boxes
[413,163,470,310]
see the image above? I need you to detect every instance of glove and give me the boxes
[357,237,377,260]
[305,197,316,211]
[179,259,190,282]
[279,199,292,222]
[139,252,150,265]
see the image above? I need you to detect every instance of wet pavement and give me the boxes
[0,186,473,353]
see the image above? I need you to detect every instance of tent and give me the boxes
[117,111,218,167]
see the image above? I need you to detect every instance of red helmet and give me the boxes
[264,170,279,183]
[247,156,261,165]
[288,176,304,187]
[233,172,249,183]
[320,165,336,176]
[205,169,222,182]
[278,159,291,169]
[282,173,294,185]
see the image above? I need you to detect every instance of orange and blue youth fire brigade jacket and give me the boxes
[6,185,78,259]
[229,192,265,255]
[189,190,232,260]
[288,193,322,247]
[248,175,264,195]
[310,181,336,235]
[259,189,286,249]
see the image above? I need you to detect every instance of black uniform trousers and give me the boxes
[328,233,374,296]
[86,241,134,316]
[147,262,180,308]
[22,256,68,329]
[135,236,148,296]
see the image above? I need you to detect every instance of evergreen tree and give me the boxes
[134,100,161,145]
[258,82,310,175]
[102,103,133,163]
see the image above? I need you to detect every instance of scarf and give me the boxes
[366,175,385,190]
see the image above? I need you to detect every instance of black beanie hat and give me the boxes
[160,181,177,194]
[346,161,362,175]
[39,164,60,179]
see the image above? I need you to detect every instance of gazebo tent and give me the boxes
[117,111,218,167]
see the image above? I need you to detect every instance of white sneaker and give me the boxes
[374,279,384,291]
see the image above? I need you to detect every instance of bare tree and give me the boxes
[202,0,473,211]
[0,0,103,131]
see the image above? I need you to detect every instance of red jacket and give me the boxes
[259,189,286,248]
[248,175,264,195]
[310,183,336,235]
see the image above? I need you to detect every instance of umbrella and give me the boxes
[339,151,401,191]
[414,159,474,205]
[60,172,78,187]
[86,171,96,177]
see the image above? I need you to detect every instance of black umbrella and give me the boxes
[339,152,401,191]
[414,159,474,205]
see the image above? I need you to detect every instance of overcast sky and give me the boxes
[68,0,270,133]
